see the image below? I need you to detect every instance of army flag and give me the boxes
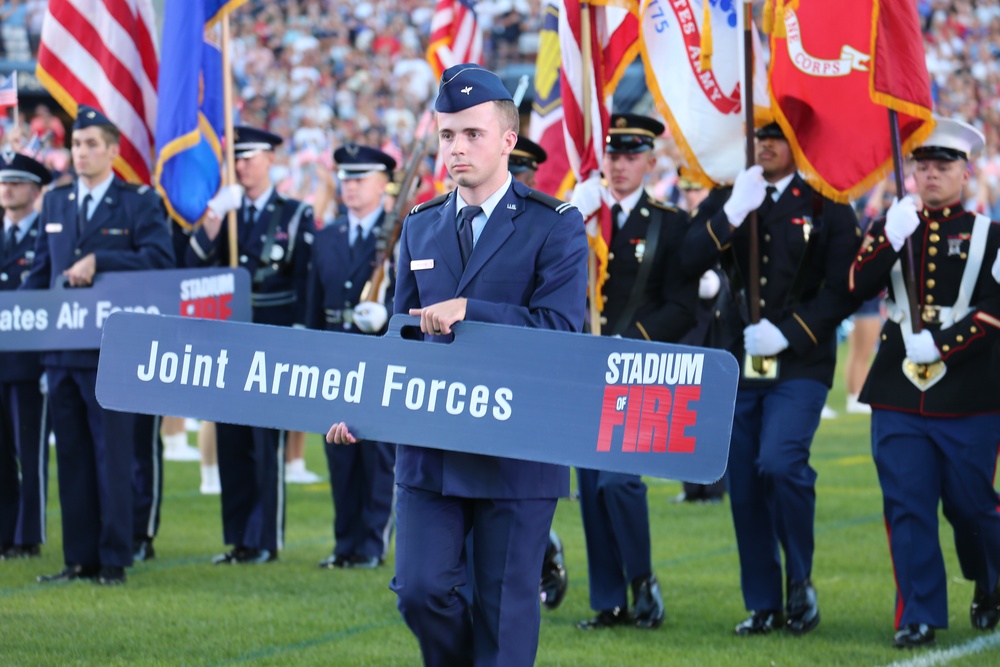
[36,0,158,184]
[767,0,934,202]
[530,0,572,198]
[639,0,769,186]
[154,1,247,229]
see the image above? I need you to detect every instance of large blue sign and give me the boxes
[96,313,739,482]
[0,268,251,351]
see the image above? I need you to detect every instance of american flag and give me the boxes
[426,0,484,79]
[36,0,158,184]
[0,74,17,109]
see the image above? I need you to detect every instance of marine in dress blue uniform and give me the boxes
[682,122,862,635]
[22,107,175,584]
[0,152,51,560]
[307,144,397,570]
[850,119,1000,648]
[185,126,315,564]
[570,114,698,630]
[328,65,588,666]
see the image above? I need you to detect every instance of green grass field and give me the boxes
[2,354,999,666]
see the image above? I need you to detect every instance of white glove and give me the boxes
[698,270,721,300]
[884,196,920,252]
[992,248,1000,283]
[569,175,604,221]
[723,165,767,228]
[743,318,789,357]
[352,302,388,333]
[206,184,245,218]
[904,330,941,363]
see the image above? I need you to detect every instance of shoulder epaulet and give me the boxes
[526,189,575,214]
[647,199,678,213]
[410,193,450,215]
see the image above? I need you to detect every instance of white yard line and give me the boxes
[877,633,1000,667]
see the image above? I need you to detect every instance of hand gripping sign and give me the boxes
[0,268,252,351]
[96,314,739,482]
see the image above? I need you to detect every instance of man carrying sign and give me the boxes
[0,152,51,561]
[328,64,588,666]
[22,106,174,585]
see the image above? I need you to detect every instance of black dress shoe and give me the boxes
[576,606,633,630]
[971,580,1000,630]
[786,579,820,635]
[735,610,783,636]
[318,553,351,569]
[348,555,383,569]
[97,566,127,585]
[234,547,276,564]
[37,565,98,583]
[539,531,568,610]
[212,548,241,565]
[631,573,666,629]
[1,544,41,559]
[133,539,155,563]
[893,623,936,649]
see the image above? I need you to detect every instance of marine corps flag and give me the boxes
[767,0,934,202]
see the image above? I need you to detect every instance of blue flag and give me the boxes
[154,1,245,229]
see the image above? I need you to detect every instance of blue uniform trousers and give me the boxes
[325,439,395,559]
[130,414,162,542]
[872,410,1000,629]
[48,367,134,568]
[728,378,827,611]
[577,469,653,610]
[216,422,285,552]
[0,382,49,548]
[391,485,555,667]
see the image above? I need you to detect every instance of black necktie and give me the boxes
[2,225,15,260]
[759,186,777,220]
[246,203,257,227]
[78,193,92,235]
[610,203,623,244]
[458,205,481,267]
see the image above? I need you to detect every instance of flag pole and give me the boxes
[888,110,921,335]
[221,12,238,269]
[581,1,601,336]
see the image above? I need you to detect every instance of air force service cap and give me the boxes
[334,143,397,180]
[73,105,115,131]
[509,136,547,174]
[234,126,283,159]
[911,117,985,162]
[0,151,53,185]
[606,114,664,153]
[434,63,513,113]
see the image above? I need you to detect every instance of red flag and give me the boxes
[767,0,933,202]
[426,0,484,79]
[559,1,639,301]
[36,0,159,184]
[530,0,573,197]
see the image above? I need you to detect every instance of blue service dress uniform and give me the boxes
[682,175,861,617]
[306,211,395,564]
[21,178,174,570]
[186,189,314,556]
[850,203,1000,631]
[578,190,698,616]
[389,179,588,667]
[0,213,49,553]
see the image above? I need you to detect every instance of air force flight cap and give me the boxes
[606,114,665,154]
[0,151,53,185]
[334,143,397,180]
[234,126,284,159]
[912,117,985,162]
[435,64,513,113]
[73,105,115,131]
[509,136,547,174]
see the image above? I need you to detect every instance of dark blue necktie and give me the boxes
[2,225,15,261]
[458,205,481,268]
[78,193,92,235]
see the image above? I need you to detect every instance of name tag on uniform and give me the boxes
[45,223,63,233]
[410,259,435,271]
